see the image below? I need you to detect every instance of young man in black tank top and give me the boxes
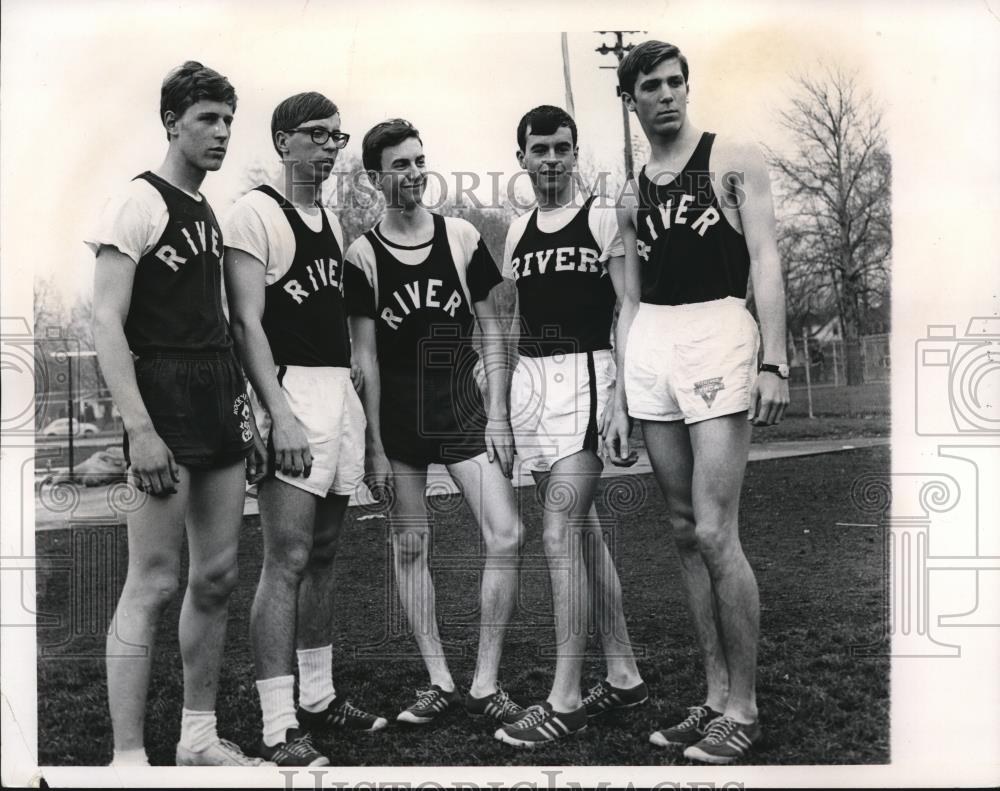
[345,119,526,728]
[89,62,267,767]
[224,92,387,767]
[494,106,646,748]
[606,41,789,763]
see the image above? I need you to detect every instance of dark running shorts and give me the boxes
[379,369,487,467]
[124,350,254,469]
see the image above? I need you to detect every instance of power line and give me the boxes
[595,30,645,179]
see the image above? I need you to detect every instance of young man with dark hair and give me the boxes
[89,61,267,767]
[224,91,387,768]
[494,105,646,748]
[606,40,789,763]
[345,119,526,728]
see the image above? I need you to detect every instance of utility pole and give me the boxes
[560,33,575,117]
[596,30,644,179]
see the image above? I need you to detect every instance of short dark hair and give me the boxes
[617,40,689,98]
[516,105,578,151]
[362,118,422,175]
[271,92,340,155]
[160,61,237,138]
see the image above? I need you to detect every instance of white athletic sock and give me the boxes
[297,645,336,713]
[257,675,298,747]
[110,747,149,766]
[178,708,218,753]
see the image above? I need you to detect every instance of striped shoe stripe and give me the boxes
[551,718,570,735]
[610,693,622,704]
[730,732,752,749]
[541,722,560,739]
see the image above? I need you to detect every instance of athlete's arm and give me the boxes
[474,288,515,478]
[604,205,642,466]
[728,142,789,426]
[349,314,392,499]
[224,247,312,477]
[92,245,179,495]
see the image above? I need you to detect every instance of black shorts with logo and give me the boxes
[124,350,254,469]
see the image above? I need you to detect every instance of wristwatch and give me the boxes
[759,362,790,379]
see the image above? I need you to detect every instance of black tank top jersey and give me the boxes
[366,213,479,381]
[126,172,231,353]
[634,132,752,306]
[254,185,350,367]
[509,195,616,357]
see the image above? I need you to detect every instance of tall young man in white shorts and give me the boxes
[345,119,526,729]
[224,92,387,768]
[494,106,646,748]
[90,62,268,767]
[606,41,789,763]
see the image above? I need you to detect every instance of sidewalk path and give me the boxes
[34,436,889,530]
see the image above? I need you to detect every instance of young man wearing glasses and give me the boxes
[224,92,387,767]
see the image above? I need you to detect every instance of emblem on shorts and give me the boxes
[694,377,725,407]
[233,392,253,442]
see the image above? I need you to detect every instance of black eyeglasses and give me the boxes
[287,128,351,148]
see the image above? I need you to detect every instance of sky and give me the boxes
[2,0,890,304]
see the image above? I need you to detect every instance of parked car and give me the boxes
[48,446,127,486]
[40,418,100,437]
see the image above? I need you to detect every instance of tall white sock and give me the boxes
[110,747,149,766]
[297,645,336,713]
[256,675,298,746]
[178,708,218,753]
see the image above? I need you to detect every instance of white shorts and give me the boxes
[625,297,760,423]
[249,365,366,497]
[510,349,615,473]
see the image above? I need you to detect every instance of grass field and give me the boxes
[785,382,890,418]
[36,445,890,767]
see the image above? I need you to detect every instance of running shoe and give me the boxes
[298,696,388,732]
[257,728,329,767]
[396,684,462,725]
[683,715,761,764]
[176,738,272,766]
[465,685,525,725]
[649,704,723,747]
[582,680,649,718]
[494,701,587,748]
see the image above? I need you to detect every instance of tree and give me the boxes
[768,65,891,384]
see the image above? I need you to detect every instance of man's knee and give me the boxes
[124,564,180,611]
[483,520,523,557]
[266,536,313,580]
[392,528,429,566]
[693,520,740,562]
[668,504,698,554]
[308,532,339,567]
[188,559,239,607]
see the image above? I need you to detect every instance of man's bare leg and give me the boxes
[388,459,453,690]
[179,461,246,711]
[688,413,758,723]
[447,453,523,698]
[296,494,348,651]
[642,419,730,713]
[534,451,601,712]
[581,503,643,688]
[106,469,189,753]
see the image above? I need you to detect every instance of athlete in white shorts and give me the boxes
[224,92,387,768]
[494,106,647,749]
[605,41,789,764]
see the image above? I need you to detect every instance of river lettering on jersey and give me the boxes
[509,246,601,280]
[154,220,222,272]
[282,258,343,304]
[379,277,464,330]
